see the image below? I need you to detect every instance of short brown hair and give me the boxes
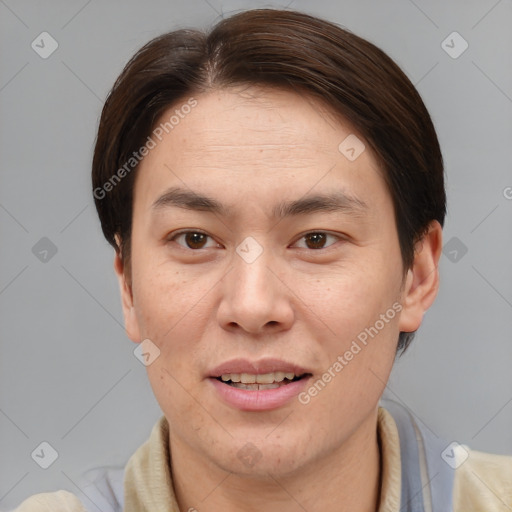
[92,8,446,354]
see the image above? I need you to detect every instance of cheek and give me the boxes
[132,261,216,365]
[303,260,401,398]
[132,257,202,339]
[308,258,400,338]
[147,364,211,437]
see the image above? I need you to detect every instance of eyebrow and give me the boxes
[151,186,368,219]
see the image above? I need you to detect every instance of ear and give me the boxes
[113,241,141,344]
[398,220,443,333]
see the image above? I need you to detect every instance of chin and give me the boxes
[210,435,316,478]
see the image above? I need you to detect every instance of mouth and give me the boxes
[215,372,310,390]
[208,358,313,411]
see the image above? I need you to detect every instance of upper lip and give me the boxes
[208,358,312,378]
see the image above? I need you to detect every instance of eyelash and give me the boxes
[167,229,344,251]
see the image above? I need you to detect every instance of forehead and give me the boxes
[166,86,359,164]
[133,86,389,218]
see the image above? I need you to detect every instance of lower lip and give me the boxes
[209,377,311,411]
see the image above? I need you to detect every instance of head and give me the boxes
[92,9,444,478]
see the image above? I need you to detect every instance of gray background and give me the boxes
[1,0,511,508]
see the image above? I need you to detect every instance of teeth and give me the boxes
[219,372,300,384]
[241,373,256,384]
[231,382,281,390]
[274,371,285,382]
[222,373,240,382]
[255,373,275,384]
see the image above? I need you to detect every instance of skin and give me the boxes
[114,85,442,512]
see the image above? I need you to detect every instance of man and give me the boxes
[15,8,511,512]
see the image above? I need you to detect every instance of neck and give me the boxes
[170,408,382,512]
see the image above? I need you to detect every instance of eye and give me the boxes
[292,231,342,250]
[169,230,220,250]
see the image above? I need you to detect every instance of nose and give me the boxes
[216,245,295,335]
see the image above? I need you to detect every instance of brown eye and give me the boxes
[293,232,341,250]
[171,231,217,250]
[304,232,327,249]
[184,232,207,249]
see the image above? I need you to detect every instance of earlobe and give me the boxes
[113,249,141,343]
[398,221,443,333]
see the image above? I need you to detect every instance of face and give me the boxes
[115,85,438,478]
